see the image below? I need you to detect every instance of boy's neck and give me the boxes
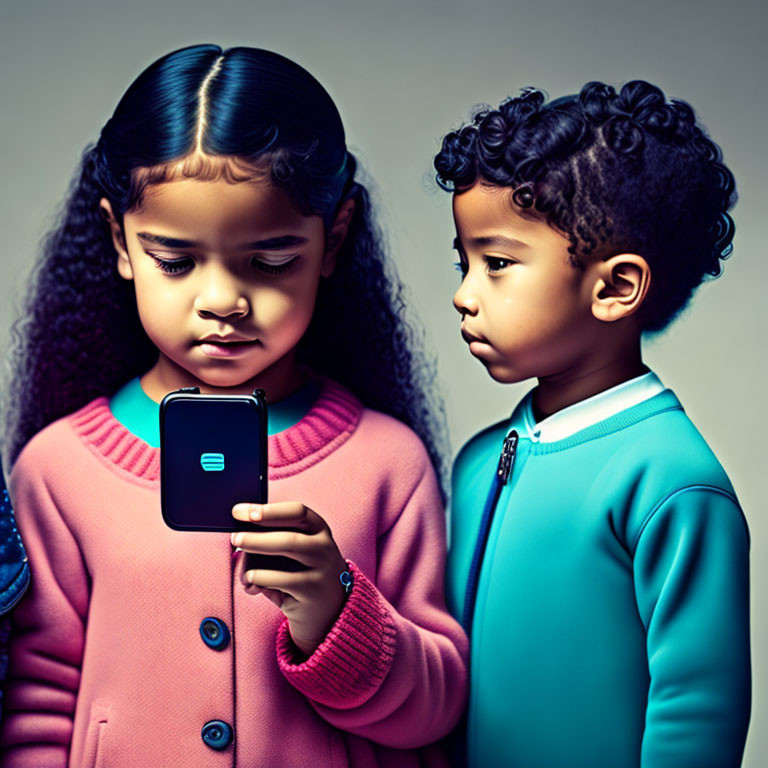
[532,342,646,422]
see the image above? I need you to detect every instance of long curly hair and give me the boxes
[434,80,737,333]
[4,45,447,487]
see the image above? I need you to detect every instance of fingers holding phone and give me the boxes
[231,501,350,657]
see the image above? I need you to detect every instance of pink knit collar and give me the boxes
[69,378,362,483]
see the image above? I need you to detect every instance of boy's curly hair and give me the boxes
[434,80,736,332]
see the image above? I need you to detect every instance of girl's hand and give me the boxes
[231,502,349,657]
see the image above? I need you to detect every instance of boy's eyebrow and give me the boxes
[452,238,468,258]
[470,235,528,249]
[137,233,308,250]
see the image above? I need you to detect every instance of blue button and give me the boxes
[201,720,233,750]
[200,617,230,650]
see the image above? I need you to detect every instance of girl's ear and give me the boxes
[322,198,355,277]
[99,197,133,280]
[590,254,651,323]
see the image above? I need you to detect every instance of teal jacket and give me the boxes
[448,389,750,768]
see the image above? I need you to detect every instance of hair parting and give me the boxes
[194,55,225,154]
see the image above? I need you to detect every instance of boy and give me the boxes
[434,81,750,767]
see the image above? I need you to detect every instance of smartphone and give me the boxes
[160,387,268,532]
[160,387,304,572]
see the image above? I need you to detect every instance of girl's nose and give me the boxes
[194,269,250,320]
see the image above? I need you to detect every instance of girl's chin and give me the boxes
[152,351,301,396]
[152,363,262,394]
[189,372,265,392]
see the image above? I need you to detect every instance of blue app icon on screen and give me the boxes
[200,453,225,472]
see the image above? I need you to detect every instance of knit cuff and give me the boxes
[276,561,397,709]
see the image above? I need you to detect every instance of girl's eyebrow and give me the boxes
[137,232,195,248]
[244,235,308,250]
[136,232,308,250]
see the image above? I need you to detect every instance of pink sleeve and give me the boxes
[275,561,396,705]
[0,447,89,767]
[277,459,469,749]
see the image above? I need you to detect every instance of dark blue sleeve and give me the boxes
[1,457,31,710]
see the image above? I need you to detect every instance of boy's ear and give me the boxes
[590,253,651,323]
[322,198,355,277]
[99,197,133,280]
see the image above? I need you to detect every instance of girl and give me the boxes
[0,45,467,767]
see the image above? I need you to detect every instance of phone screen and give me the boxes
[160,390,268,532]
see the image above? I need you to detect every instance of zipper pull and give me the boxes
[496,430,519,485]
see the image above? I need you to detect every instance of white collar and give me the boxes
[522,371,665,443]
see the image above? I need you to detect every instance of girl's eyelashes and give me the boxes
[250,254,300,275]
[454,260,468,276]
[147,253,193,275]
[145,251,300,276]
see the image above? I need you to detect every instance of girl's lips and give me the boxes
[198,340,261,358]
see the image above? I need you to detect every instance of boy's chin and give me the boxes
[481,361,531,385]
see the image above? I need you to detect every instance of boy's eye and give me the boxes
[452,237,468,278]
[148,254,193,275]
[250,255,299,275]
[486,256,514,273]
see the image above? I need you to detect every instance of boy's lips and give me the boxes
[461,328,487,345]
[461,327,494,358]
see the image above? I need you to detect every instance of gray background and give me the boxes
[1,0,765,763]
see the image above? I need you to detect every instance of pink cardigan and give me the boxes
[0,380,467,767]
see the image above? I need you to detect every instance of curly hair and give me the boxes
[434,80,737,333]
[3,45,448,489]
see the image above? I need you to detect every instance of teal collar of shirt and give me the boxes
[520,371,666,444]
[109,377,319,448]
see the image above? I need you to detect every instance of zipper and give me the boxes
[461,430,518,635]
[496,432,518,483]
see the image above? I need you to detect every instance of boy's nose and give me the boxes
[453,281,478,316]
